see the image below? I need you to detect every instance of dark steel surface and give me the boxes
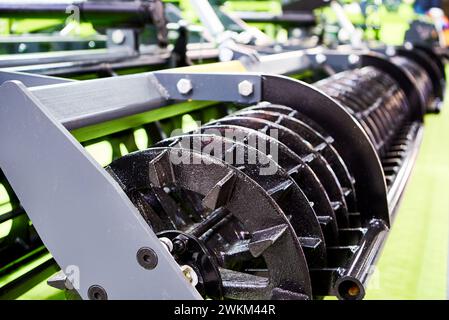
[107,147,313,299]
[261,74,390,227]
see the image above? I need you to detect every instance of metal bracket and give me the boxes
[0,80,200,300]
[153,72,263,104]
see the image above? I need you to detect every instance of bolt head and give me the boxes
[159,237,174,252]
[219,47,234,62]
[136,247,158,270]
[386,46,396,57]
[177,78,193,95]
[315,54,327,65]
[348,54,360,65]
[238,80,254,97]
[111,30,126,45]
[88,285,108,300]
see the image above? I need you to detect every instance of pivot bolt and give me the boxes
[172,238,187,254]
[180,265,199,287]
[238,80,254,97]
[177,78,193,95]
[136,247,158,270]
[159,237,174,252]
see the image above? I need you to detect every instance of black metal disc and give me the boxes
[156,134,327,268]
[208,116,350,228]
[232,108,358,212]
[107,147,313,299]
[196,124,341,244]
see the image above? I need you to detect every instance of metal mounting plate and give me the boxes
[0,80,200,300]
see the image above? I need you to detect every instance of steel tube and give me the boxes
[334,219,388,300]
[0,1,154,27]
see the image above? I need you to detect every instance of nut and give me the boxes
[238,80,254,97]
[111,30,126,45]
[177,78,193,95]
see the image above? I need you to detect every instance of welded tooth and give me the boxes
[220,268,270,300]
[314,142,327,152]
[383,166,400,176]
[134,190,177,231]
[271,288,310,300]
[154,188,196,228]
[266,180,293,198]
[287,164,304,175]
[331,201,342,211]
[148,149,175,187]
[341,188,352,197]
[221,268,309,300]
[324,136,335,144]
[389,145,408,152]
[298,237,322,249]
[202,171,236,210]
[386,151,406,158]
[248,224,288,258]
[301,153,316,163]
[382,158,403,166]
[317,215,333,226]
[222,240,254,265]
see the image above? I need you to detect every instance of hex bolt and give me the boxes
[219,47,234,62]
[404,42,413,50]
[315,53,327,65]
[172,238,187,254]
[88,285,108,300]
[238,80,254,97]
[177,78,193,95]
[348,54,360,65]
[386,46,396,57]
[136,247,158,270]
[111,30,126,45]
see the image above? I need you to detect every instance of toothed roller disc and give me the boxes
[156,134,327,268]
[241,104,357,209]
[107,147,313,299]
[232,109,357,212]
[208,116,350,228]
[196,124,340,245]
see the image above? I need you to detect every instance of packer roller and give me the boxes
[104,64,428,300]
[0,47,442,300]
